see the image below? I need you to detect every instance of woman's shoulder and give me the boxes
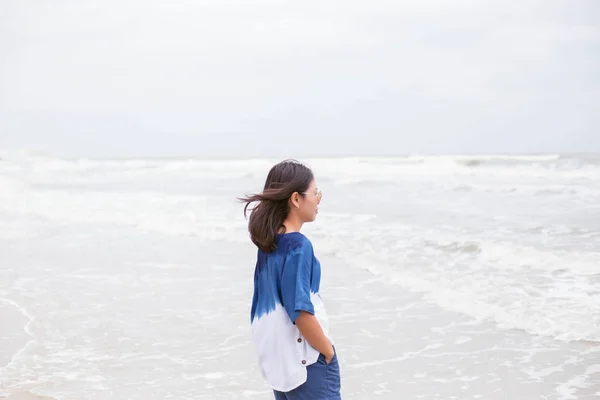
[278,232,314,254]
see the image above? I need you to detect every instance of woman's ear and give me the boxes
[290,192,300,209]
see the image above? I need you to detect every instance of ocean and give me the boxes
[0,152,599,399]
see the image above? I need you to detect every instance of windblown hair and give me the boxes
[238,159,314,252]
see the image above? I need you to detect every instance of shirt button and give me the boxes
[297,338,302,343]
[301,360,306,365]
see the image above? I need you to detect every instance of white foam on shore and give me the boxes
[0,298,35,342]
[0,298,37,395]
[314,224,600,344]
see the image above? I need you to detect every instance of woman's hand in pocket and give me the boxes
[324,346,335,365]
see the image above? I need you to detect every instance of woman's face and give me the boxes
[298,179,322,222]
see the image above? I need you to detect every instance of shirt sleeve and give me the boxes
[281,240,314,324]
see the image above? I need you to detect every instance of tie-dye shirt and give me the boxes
[250,232,332,392]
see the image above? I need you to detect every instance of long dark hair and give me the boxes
[238,159,314,252]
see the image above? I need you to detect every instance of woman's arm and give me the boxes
[295,311,335,364]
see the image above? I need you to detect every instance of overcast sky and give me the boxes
[1,1,598,158]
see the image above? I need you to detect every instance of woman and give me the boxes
[239,159,341,400]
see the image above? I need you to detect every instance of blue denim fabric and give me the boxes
[273,349,341,400]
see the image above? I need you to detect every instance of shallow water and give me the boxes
[1,152,599,399]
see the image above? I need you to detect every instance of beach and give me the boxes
[1,152,599,399]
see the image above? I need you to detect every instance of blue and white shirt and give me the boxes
[250,232,333,392]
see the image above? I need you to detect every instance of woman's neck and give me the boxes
[282,216,303,233]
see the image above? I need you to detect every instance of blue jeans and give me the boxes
[273,350,341,400]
